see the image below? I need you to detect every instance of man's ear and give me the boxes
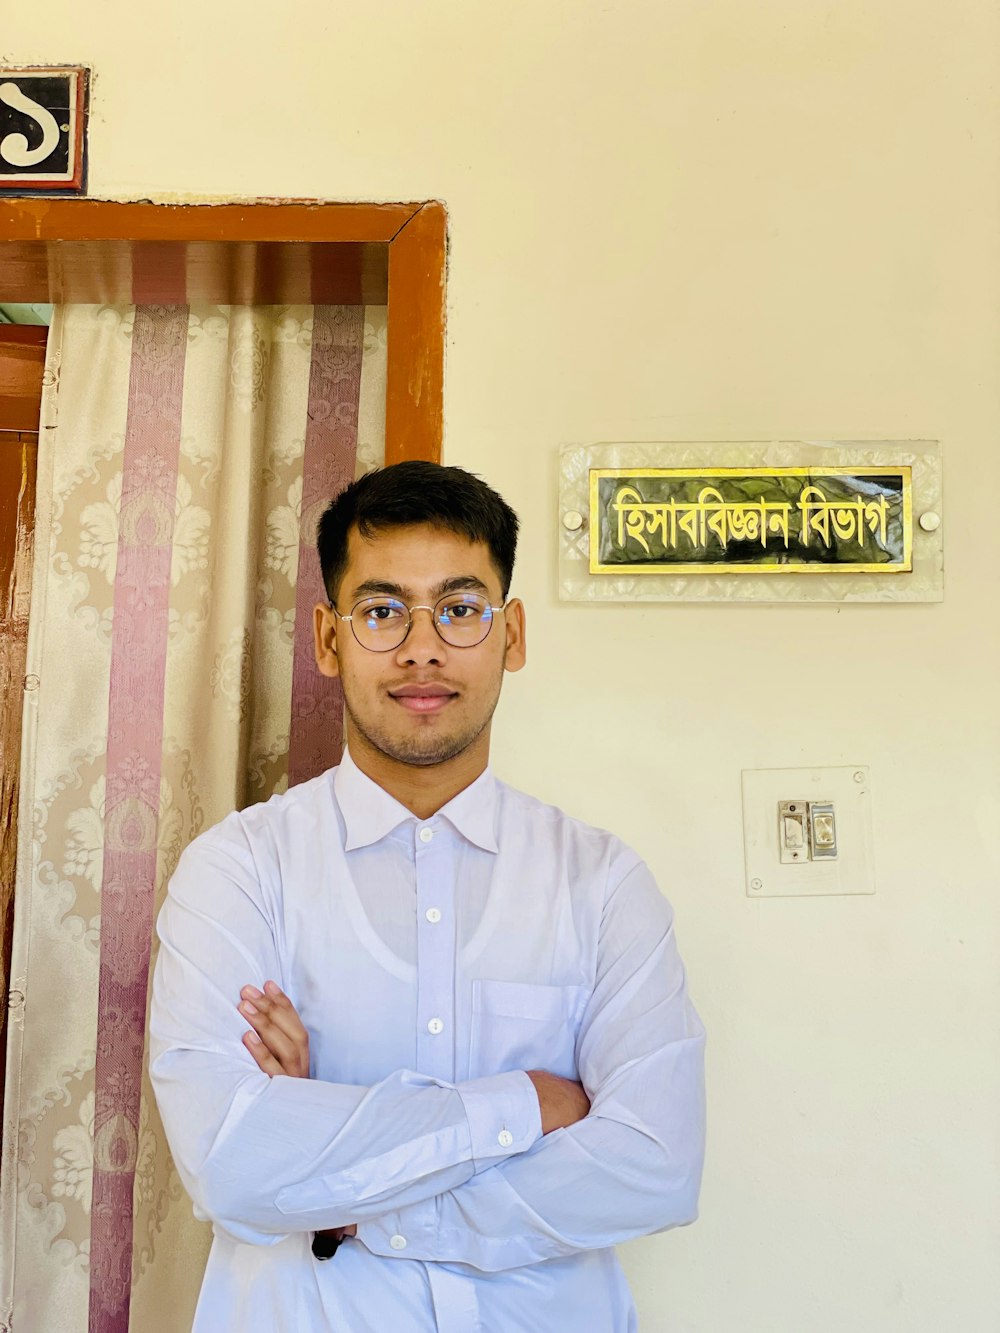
[502,598,526,673]
[314,603,341,679]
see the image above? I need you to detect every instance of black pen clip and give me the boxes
[311,1231,343,1261]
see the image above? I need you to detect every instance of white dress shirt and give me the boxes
[149,750,706,1332]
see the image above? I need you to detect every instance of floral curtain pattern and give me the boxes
[0,302,386,1333]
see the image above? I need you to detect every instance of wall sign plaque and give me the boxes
[590,467,912,574]
[0,66,89,194]
[559,442,942,604]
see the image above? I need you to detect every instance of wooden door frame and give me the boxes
[0,199,445,1132]
[0,325,47,432]
[0,197,447,463]
[0,329,44,1128]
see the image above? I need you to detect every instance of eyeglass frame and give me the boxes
[327,592,509,652]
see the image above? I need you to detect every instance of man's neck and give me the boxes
[344,728,491,821]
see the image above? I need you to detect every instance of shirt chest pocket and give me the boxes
[470,979,588,1081]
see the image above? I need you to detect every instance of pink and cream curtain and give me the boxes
[0,302,386,1332]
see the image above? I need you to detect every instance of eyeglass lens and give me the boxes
[352,594,496,651]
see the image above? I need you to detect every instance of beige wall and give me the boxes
[8,2,1000,1328]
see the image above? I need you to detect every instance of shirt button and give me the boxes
[418,827,434,843]
[425,907,442,924]
[498,1130,514,1148]
[389,1234,407,1250]
[427,1017,444,1035]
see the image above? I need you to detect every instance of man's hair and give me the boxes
[317,460,519,604]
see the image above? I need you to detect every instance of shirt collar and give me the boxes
[333,748,499,854]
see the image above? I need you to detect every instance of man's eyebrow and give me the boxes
[432,575,492,598]
[350,578,408,600]
[348,574,493,602]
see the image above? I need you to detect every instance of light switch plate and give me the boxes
[741,766,875,898]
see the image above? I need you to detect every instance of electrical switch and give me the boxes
[809,802,837,859]
[783,817,804,848]
[778,801,809,863]
[778,799,838,863]
[742,766,873,899]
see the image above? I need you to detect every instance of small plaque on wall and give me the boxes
[559,442,943,604]
[0,66,89,194]
[590,467,911,574]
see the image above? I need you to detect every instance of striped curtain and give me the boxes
[0,302,386,1332]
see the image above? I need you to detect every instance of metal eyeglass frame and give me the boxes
[328,594,508,652]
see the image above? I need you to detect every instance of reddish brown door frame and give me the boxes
[0,325,46,433]
[0,197,446,464]
[0,200,446,1124]
[0,326,45,1126]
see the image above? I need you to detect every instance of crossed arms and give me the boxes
[149,833,706,1272]
[239,982,592,1248]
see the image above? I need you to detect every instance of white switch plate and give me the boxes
[741,766,875,898]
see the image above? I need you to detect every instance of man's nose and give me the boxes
[397,606,445,664]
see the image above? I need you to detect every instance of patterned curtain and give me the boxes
[0,302,386,1333]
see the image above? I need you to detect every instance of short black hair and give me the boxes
[317,460,519,604]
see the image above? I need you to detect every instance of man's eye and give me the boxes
[368,603,404,622]
[441,600,483,621]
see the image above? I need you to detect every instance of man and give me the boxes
[150,461,706,1332]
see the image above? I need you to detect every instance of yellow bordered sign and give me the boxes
[589,467,913,574]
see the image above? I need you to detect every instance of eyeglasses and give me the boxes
[330,593,507,652]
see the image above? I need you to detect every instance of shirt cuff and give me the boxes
[456,1069,542,1172]
[356,1072,542,1261]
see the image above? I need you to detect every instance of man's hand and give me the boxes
[239,981,357,1245]
[239,980,311,1078]
[525,1070,591,1134]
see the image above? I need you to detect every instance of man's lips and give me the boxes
[388,683,458,714]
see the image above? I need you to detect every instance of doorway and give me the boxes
[0,320,45,1124]
[0,193,445,1163]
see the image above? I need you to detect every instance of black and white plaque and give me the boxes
[0,66,89,193]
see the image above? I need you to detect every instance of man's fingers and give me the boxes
[526,1070,591,1134]
[316,1225,358,1242]
[239,1000,300,1066]
[238,982,310,1076]
[240,982,308,1046]
[242,1030,283,1075]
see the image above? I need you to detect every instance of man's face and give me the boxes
[313,523,526,768]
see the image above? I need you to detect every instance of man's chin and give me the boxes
[374,731,474,768]
[343,689,500,771]
[344,711,473,769]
